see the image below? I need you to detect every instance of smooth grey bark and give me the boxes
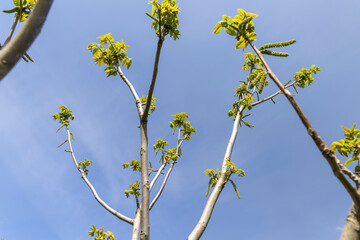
[340,203,360,240]
[140,122,150,240]
[65,127,134,225]
[188,105,245,240]
[132,209,141,240]
[139,34,164,240]
[0,0,53,80]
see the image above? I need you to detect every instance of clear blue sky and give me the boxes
[1,0,360,239]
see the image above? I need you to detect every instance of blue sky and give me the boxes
[0,0,360,239]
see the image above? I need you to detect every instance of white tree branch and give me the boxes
[149,130,184,210]
[131,209,141,240]
[65,128,134,225]
[149,162,167,191]
[188,105,246,240]
[0,0,53,80]
[117,65,144,117]
[149,161,175,210]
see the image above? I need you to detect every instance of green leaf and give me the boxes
[236,38,245,49]
[57,139,68,148]
[213,22,223,34]
[23,52,34,62]
[229,179,241,199]
[241,119,254,128]
[205,180,211,197]
[13,0,21,7]
[56,124,65,133]
[225,26,237,36]
[2,7,19,13]
[237,9,246,16]
[344,155,358,167]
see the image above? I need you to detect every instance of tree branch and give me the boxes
[252,81,297,107]
[149,130,183,210]
[142,37,163,122]
[149,162,167,191]
[0,0,53,80]
[131,208,141,240]
[245,35,360,207]
[149,161,175,210]
[188,105,246,240]
[117,65,144,117]
[3,14,20,47]
[65,127,134,225]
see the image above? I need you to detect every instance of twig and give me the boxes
[149,129,184,210]
[149,162,167,191]
[65,127,134,225]
[149,161,175,210]
[252,81,297,107]
[3,14,20,47]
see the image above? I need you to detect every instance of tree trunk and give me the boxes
[340,203,360,240]
[140,122,150,240]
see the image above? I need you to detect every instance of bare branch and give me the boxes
[0,0,53,80]
[188,105,246,240]
[245,35,360,207]
[3,14,20,47]
[149,162,167,191]
[252,81,297,107]
[337,159,360,186]
[149,129,184,210]
[131,209,141,240]
[117,65,144,117]
[149,161,175,210]
[65,128,134,225]
[142,37,164,122]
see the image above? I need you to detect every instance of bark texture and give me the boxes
[340,203,360,240]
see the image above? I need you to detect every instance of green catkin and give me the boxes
[258,72,267,93]
[258,39,296,51]
[260,50,289,57]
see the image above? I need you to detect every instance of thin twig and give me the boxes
[149,129,184,210]
[3,14,20,47]
[252,81,297,107]
[149,161,175,210]
[66,127,134,225]
[149,162,167,191]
